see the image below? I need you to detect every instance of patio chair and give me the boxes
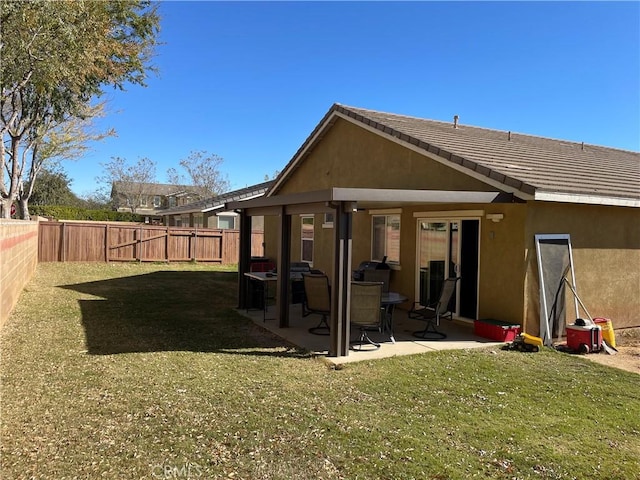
[302,273,331,335]
[350,281,385,351]
[410,277,460,340]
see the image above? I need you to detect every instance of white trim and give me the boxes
[535,191,640,208]
[369,208,402,215]
[202,192,267,213]
[201,204,224,213]
[333,111,534,201]
[413,209,485,218]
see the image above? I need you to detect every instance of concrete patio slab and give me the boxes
[238,303,508,365]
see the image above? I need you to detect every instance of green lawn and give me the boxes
[1,263,639,479]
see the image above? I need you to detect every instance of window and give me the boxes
[193,213,204,228]
[322,212,334,228]
[217,215,235,229]
[372,214,400,264]
[301,215,314,264]
[168,196,176,208]
[153,195,162,208]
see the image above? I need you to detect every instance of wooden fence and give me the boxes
[38,221,264,263]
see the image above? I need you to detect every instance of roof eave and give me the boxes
[228,187,513,214]
[534,191,640,208]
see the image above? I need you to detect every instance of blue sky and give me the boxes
[67,1,640,196]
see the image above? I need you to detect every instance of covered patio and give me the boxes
[228,187,513,359]
[238,302,507,365]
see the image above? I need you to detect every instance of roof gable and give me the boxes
[270,104,640,207]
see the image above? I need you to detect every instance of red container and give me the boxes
[566,324,602,353]
[474,319,521,342]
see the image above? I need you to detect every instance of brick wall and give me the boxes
[0,220,38,329]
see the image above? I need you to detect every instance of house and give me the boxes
[110,181,201,222]
[228,103,640,357]
[159,181,273,229]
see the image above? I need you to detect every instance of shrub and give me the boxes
[30,205,144,223]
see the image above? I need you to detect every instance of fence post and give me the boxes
[193,225,198,262]
[105,224,109,262]
[221,230,226,264]
[165,226,169,262]
[61,222,66,262]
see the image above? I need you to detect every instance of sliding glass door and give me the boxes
[416,218,479,319]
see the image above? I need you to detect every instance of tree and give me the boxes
[16,102,115,217]
[98,156,157,213]
[167,150,230,199]
[264,170,280,181]
[1,0,160,219]
[28,167,80,207]
[80,190,113,210]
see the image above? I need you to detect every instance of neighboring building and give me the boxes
[229,103,640,357]
[110,181,201,223]
[159,181,273,229]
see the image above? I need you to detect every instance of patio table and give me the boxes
[244,272,304,321]
[381,292,408,344]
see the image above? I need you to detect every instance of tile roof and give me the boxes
[271,104,640,206]
[159,181,274,216]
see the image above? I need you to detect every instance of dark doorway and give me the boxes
[459,220,479,319]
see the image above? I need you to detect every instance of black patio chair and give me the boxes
[410,277,460,340]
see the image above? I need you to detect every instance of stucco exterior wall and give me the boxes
[389,203,527,323]
[263,119,528,322]
[0,220,39,329]
[523,202,640,333]
[260,118,639,332]
[268,118,498,275]
[277,118,496,193]
[477,203,528,324]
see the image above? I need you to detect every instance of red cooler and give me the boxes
[566,323,602,353]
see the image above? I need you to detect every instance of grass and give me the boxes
[1,262,639,480]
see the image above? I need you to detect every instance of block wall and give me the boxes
[0,220,39,329]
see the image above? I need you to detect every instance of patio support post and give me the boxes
[237,210,252,309]
[330,202,353,357]
[276,208,292,328]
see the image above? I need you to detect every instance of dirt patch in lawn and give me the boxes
[582,329,640,374]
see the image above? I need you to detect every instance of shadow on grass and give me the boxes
[60,270,311,359]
